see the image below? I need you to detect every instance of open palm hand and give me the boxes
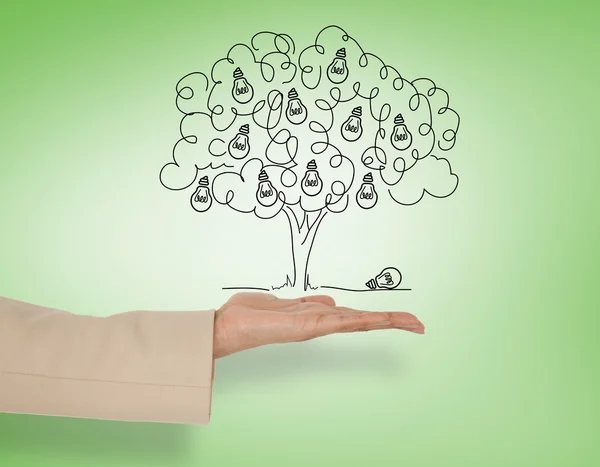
[213,292,425,359]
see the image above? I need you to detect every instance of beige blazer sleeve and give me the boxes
[0,296,216,425]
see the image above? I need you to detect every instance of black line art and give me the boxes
[321,266,407,293]
[190,176,212,213]
[327,48,349,84]
[321,286,412,293]
[356,172,378,209]
[232,67,254,104]
[301,160,323,196]
[341,106,363,142]
[257,169,278,207]
[160,25,461,292]
[222,286,271,292]
[390,114,412,151]
[366,267,402,290]
[228,124,251,159]
[286,88,308,125]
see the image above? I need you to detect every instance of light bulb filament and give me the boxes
[232,140,246,150]
[345,122,359,133]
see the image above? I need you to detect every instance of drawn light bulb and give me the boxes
[390,113,412,151]
[231,67,254,104]
[356,172,378,209]
[285,88,308,125]
[301,159,323,196]
[228,124,250,159]
[365,267,402,290]
[256,170,278,207]
[327,48,348,84]
[190,176,212,212]
[341,106,363,142]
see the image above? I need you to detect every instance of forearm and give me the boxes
[0,296,215,424]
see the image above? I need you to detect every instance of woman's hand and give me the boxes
[213,292,425,359]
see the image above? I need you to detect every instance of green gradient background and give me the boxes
[1,1,598,466]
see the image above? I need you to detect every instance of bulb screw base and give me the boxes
[394,113,405,124]
[307,159,317,170]
[258,170,269,181]
[351,106,362,117]
[336,48,346,59]
[198,176,209,187]
[363,172,373,183]
[233,67,244,79]
[239,124,250,135]
[288,88,299,99]
[365,279,377,290]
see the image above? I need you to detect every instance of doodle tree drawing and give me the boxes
[160,26,460,291]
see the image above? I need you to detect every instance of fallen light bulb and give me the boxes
[190,176,212,212]
[256,170,278,207]
[366,267,402,290]
[231,67,254,104]
[356,172,378,209]
[390,113,412,151]
[285,88,308,125]
[341,106,363,142]
[301,159,323,196]
[228,124,250,159]
[326,48,348,84]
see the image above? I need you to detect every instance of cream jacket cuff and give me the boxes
[0,296,216,425]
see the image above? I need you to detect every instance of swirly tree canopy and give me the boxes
[160,25,460,290]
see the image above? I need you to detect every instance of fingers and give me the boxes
[309,309,425,338]
[227,292,335,308]
[388,312,424,332]
[296,295,336,306]
[268,294,336,308]
[226,292,277,304]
